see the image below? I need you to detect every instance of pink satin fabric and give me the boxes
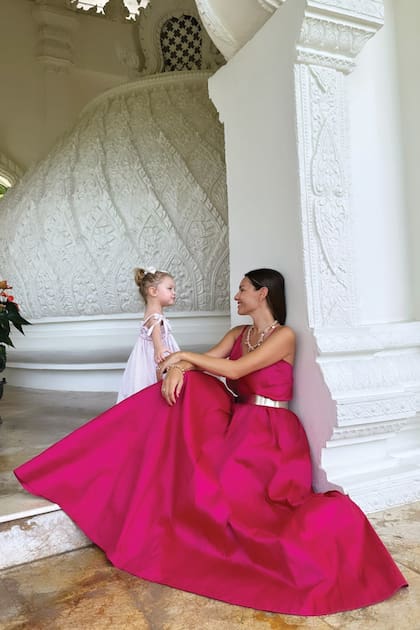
[14,333,407,616]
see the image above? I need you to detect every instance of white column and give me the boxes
[209,0,420,512]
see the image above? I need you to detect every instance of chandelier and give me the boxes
[71,0,150,19]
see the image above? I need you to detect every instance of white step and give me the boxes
[0,504,90,570]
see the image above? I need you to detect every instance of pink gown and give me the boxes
[14,331,407,616]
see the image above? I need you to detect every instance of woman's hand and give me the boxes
[160,364,185,405]
[158,351,185,375]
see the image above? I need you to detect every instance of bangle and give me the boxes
[166,364,185,376]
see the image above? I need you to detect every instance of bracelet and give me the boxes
[166,364,185,376]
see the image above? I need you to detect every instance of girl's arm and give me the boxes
[157,325,244,377]
[162,326,295,381]
[145,315,169,365]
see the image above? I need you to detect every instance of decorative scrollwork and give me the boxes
[0,73,229,319]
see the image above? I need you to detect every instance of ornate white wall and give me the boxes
[1,71,229,389]
[209,0,420,512]
[4,73,228,319]
[0,0,230,390]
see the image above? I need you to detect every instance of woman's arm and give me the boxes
[161,326,295,381]
[157,325,243,378]
[159,325,244,405]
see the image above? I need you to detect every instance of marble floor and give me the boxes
[0,385,116,522]
[0,386,420,629]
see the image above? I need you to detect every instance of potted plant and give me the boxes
[0,280,31,401]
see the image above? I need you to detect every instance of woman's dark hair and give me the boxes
[245,268,286,324]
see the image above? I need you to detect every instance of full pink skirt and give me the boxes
[15,372,407,616]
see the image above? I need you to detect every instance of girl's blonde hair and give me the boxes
[134,268,173,303]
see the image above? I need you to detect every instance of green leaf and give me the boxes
[0,317,14,346]
[5,302,31,334]
[0,317,11,335]
[0,334,14,347]
[0,345,6,371]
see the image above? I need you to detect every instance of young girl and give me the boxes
[117,267,179,402]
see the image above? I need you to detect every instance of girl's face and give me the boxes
[234,277,264,316]
[155,276,176,306]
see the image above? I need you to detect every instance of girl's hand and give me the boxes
[160,364,184,405]
[154,348,171,365]
[158,351,185,375]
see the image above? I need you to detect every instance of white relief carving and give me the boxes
[316,321,420,354]
[0,153,24,187]
[0,73,229,319]
[336,396,417,426]
[320,352,420,398]
[255,0,284,14]
[297,16,377,73]
[308,0,384,22]
[295,63,355,327]
[348,471,420,514]
[316,342,420,464]
[297,50,356,74]
[330,419,408,441]
[194,0,238,46]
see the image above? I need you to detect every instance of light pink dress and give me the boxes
[117,313,179,403]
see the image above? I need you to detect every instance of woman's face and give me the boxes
[234,277,263,316]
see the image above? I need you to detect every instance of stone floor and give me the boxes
[0,386,420,629]
[0,385,116,522]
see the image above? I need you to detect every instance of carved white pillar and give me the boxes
[295,1,383,327]
[295,0,420,511]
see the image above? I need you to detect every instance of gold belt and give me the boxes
[236,394,289,409]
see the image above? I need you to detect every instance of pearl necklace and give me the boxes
[245,320,278,352]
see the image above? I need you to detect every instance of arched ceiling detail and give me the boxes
[194,0,285,59]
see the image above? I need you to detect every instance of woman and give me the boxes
[14,269,407,616]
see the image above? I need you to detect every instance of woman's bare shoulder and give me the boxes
[271,325,296,344]
[224,324,246,343]
[279,324,295,336]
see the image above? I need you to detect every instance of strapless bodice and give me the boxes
[226,328,293,401]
